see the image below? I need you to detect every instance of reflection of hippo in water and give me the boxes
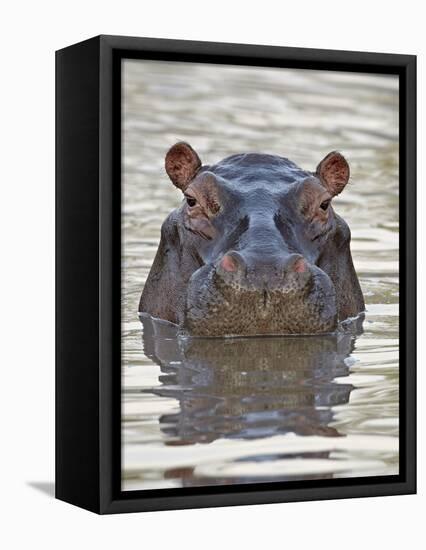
[139,143,364,336]
[141,316,362,445]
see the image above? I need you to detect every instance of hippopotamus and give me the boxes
[139,142,364,336]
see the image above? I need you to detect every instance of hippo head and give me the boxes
[139,142,364,336]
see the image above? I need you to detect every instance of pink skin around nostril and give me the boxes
[220,255,238,272]
[293,258,307,273]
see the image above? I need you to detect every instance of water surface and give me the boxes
[121,60,399,491]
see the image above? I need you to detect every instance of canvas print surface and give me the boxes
[121,59,399,491]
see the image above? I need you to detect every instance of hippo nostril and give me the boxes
[281,254,308,276]
[217,251,247,276]
[293,258,307,273]
[220,254,239,273]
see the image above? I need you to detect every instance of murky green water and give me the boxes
[121,60,399,491]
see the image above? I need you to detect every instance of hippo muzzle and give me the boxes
[184,251,337,337]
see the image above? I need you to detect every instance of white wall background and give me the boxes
[0,1,422,548]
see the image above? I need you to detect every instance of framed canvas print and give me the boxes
[56,35,416,514]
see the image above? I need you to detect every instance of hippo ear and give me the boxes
[165,142,202,191]
[316,151,350,197]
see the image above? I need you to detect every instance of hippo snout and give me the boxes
[183,258,338,337]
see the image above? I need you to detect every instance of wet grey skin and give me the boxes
[139,142,365,337]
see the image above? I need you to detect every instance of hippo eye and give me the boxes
[320,199,331,211]
[185,195,197,207]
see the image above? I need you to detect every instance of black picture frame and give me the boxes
[56,34,416,514]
